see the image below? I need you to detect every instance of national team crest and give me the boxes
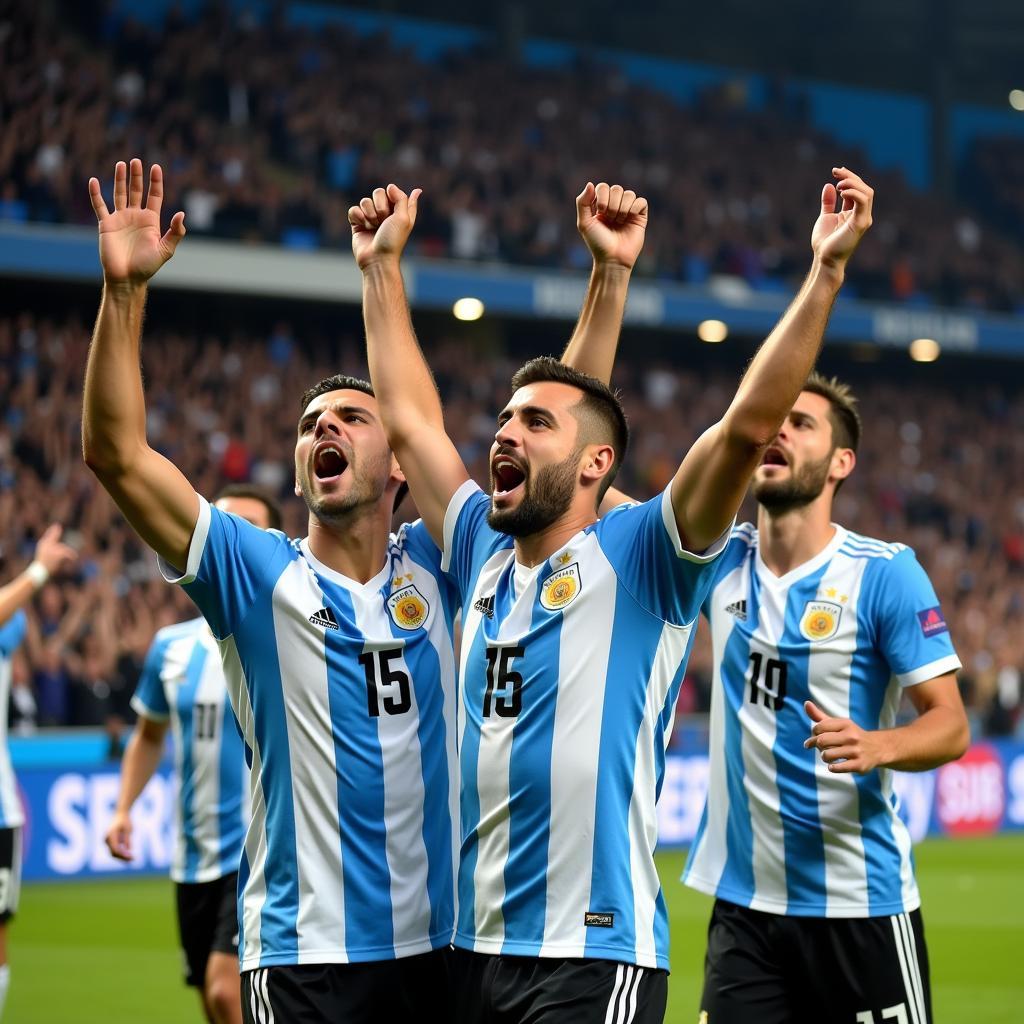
[540,562,582,611]
[388,585,429,630]
[799,600,842,642]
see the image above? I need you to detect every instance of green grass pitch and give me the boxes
[8,836,1022,1022]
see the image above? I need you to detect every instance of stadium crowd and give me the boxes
[1,1,1021,312]
[0,310,1020,743]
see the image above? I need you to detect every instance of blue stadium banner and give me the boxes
[17,764,176,882]
[7,735,1024,880]
[656,737,1024,848]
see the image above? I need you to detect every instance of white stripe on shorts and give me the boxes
[603,963,645,1024]
[891,913,927,1024]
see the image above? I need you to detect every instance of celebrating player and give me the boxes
[83,158,651,1023]
[0,525,77,1019]
[83,159,461,1023]
[682,370,968,1024]
[350,167,871,1022]
[105,486,280,1024]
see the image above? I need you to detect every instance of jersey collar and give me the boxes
[753,523,848,589]
[298,538,393,594]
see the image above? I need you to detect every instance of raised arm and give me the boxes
[670,167,874,552]
[82,159,199,569]
[350,185,471,545]
[0,525,77,626]
[560,182,649,385]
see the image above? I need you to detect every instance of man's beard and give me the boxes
[487,449,579,538]
[753,451,832,514]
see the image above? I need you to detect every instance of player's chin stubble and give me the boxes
[487,451,580,538]
[753,452,832,515]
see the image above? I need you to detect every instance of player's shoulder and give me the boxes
[152,616,206,647]
[837,528,909,563]
[730,521,758,547]
[0,608,27,651]
[390,517,442,563]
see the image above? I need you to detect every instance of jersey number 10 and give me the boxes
[748,652,788,711]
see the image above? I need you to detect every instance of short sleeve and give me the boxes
[158,496,293,640]
[0,610,27,656]
[869,548,962,687]
[441,480,511,603]
[595,485,732,626]
[130,633,172,721]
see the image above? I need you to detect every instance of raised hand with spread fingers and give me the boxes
[89,159,186,286]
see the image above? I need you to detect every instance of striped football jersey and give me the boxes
[0,611,26,829]
[442,481,729,971]
[131,616,246,884]
[683,523,962,917]
[160,497,460,970]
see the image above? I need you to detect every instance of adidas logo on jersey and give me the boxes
[474,594,495,618]
[308,606,340,631]
[725,599,748,621]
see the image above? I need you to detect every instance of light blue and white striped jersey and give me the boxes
[443,481,729,971]
[131,617,246,884]
[0,611,27,829]
[684,523,962,918]
[161,496,460,970]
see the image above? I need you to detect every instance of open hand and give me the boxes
[576,182,649,271]
[89,159,186,285]
[811,167,873,271]
[349,184,422,271]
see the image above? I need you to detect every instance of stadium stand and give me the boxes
[1,0,1022,312]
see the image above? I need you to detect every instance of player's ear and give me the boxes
[294,477,303,498]
[830,447,856,484]
[580,443,615,485]
[391,454,406,486]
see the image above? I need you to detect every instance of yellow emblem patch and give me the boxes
[799,600,842,642]
[388,584,429,630]
[541,562,582,611]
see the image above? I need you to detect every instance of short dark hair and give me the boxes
[803,372,861,452]
[213,483,283,531]
[509,357,630,502]
[299,374,375,415]
[298,374,408,511]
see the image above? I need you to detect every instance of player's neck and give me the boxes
[514,508,596,568]
[756,498,836,578]
[305,507,391,584]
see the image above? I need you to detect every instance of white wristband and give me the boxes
[25,561,50,590]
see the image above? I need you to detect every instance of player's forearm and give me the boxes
[560,262,632,385]
[879,705,970,772]
[722,259,844,449]
[361,259,444,443]
[82,283,151,477]
[114,724,165,812]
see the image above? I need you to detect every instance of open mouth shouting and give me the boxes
[760,445,789,469]
[491,452,527,502]
[313,440,350,484]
